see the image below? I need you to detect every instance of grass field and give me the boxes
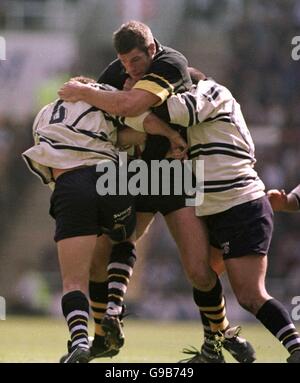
[0,316,296,363]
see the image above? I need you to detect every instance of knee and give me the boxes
[185,263,216,291]
[235,291,265,314]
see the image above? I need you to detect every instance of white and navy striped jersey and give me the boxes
[291,184,300,209]
[22,83,147,188]
[166,79,265,216]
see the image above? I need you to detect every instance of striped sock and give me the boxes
[107,242,136,316]
[61,290,89,351]
[200,310,213,338]
[89,281,107,342]
[193,277,229,333]
[256,298,300,354]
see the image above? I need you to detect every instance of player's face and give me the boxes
[118,47,153,81]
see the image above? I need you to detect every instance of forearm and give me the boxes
[81,86,131,116]
[143,113,180,141]
[117,128,146,147]
[81,87,159,117]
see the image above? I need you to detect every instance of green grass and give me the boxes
[0,316,295,363]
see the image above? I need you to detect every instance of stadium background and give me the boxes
[0,0,299,344]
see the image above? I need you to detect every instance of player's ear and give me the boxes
[148,43,156,58]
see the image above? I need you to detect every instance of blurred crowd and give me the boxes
[225,0,300,295]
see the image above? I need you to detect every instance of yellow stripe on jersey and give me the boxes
[134,80,169,106]
[133,73,174,105]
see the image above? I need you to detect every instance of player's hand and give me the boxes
[58,80,86,102]
[169,132,188,158]
[166,147,188,160]
[267,189,288,211]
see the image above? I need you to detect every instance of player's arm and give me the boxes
[58,61,187,117]
[124,112,187,153]
[58,81,159,117]
[155,78,224,129]
[267,186,300,212]
[117,128,146,147]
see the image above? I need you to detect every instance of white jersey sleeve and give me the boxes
[291,184,300,208]
[167,79,233,128]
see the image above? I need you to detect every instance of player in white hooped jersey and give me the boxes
[22,78,142,363]
[166,73,265,216]
[160,68,300,363]
[23,76,186,363]
[23,81,128,189]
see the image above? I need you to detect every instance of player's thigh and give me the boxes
[209,246,225,275]
[136,212,155,240]
[164,207,210,266]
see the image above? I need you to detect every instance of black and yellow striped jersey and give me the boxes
[98,40,191,97]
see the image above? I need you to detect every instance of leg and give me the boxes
[136,212,155,240]
[58,234,97,363]
[89,234,111,282]
[58,234,97,294]
[164,208,229,363]
[101,235,136,349]
[225,255,271,313]
[226,254,300,361]
[164,207,216,291]
[196,246,255,363]
[88,213,154,360]
[88,235,115,358]
[209,246,226,276]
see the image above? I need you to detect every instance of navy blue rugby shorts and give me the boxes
[204,195,273,259]
[49,166,136,242]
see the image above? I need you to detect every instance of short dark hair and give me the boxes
[113,20,154,54]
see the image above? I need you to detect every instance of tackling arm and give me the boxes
[58,80,160,117]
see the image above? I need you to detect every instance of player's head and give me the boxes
[113,20,156,81]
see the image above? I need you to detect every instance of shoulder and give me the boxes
[147,43,191,90]
[154,44,189,68]
[151,44,188,76]
[97,59,127,89]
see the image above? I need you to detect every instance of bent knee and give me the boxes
[236,292,268,314]
[185,266,216,291]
